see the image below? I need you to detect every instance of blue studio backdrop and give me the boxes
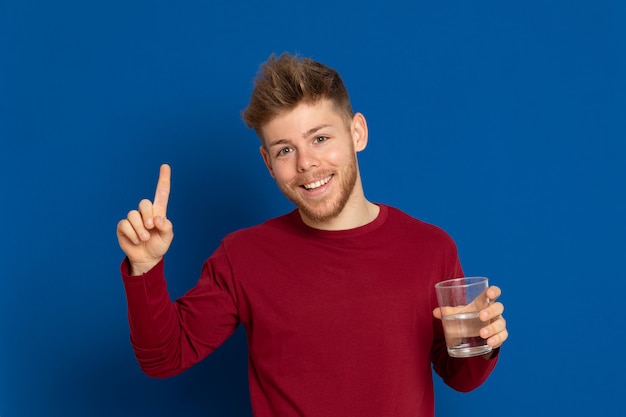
[1,1,625,416]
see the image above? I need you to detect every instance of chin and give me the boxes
[297,201,345,223]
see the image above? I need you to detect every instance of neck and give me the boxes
[300,201,379,231]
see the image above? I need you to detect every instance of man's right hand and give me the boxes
[117,164,174,275]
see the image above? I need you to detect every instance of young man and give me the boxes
[117,53,508,416]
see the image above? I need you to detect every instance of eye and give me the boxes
[276,147,293,157]
[314,135,329,143]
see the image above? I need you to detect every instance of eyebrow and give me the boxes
[267,124,333,148]
[302,124,331,138]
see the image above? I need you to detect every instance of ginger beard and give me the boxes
[278,151,358,224]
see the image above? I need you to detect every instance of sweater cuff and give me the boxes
[120,257,165,284]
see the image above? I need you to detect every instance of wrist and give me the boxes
[128,258,162,276]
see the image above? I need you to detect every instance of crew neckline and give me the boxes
[288,204,388,239]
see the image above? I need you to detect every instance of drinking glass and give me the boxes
[434,276,492,358]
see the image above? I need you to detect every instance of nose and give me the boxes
[296,148,319,172]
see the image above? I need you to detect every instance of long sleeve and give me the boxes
[121,246,240,378]
[430,323,499,392]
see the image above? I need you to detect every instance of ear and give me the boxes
[259,145,275,178]
[351,112,368,152]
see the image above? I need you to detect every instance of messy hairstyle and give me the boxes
[242,53,354,135]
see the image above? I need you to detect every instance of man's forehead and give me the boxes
[261,100,343,141]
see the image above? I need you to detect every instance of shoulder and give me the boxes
[221,210,298,245]
[383,205,456,243]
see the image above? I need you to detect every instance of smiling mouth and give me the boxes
[302,175,333,190]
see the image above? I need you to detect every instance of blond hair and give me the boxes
[242,53,354,134]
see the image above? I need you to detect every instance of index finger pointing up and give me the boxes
[153,164,171,218]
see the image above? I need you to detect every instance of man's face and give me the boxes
[259,99,366,225]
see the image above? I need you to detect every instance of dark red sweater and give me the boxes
[122,205,498,416]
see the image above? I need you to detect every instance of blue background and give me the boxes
[1,0,625,415]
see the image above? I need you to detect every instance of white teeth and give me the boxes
[303,176,331,190]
